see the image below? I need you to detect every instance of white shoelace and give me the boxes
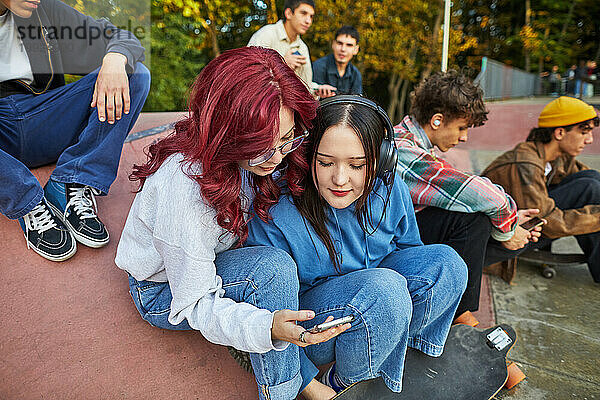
[65,186,99,219]
[23,203,58,249]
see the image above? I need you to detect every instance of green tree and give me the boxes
[456,0,600,73]
[144,2,209,111]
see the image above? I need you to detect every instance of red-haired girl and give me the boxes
[115,47,347,400]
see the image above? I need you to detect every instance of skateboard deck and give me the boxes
[518,249,587,279]
[333,324,519,400]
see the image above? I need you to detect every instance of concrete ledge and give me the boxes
[0,132,258,399]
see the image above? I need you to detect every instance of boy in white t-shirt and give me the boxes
[0,0,149,261]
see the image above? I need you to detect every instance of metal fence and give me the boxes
[474,57,539,100]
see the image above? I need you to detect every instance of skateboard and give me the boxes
[517,249,587,279]
[332,324,524,400]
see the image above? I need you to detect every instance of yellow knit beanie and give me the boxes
[538,96,597,128]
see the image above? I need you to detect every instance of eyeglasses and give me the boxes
[576,116,600,133]
[248,128,309,167]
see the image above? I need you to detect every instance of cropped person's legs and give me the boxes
[485,170,600,282]
[416,208,491,316]
[46,63,151,192]
[378,244,468,354]
[0,94,77,260]
[43,63,151,247]
[300,268,412,392]
[548,170,600,282]
[127,246,302,400]
[217,247,303,400]
[0,64,150,256]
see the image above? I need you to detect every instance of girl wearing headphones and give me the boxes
[115,47,349,400]
[247,96,468,397]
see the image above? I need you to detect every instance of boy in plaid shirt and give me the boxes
[394,70,542,324]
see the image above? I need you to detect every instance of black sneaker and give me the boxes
[18,199,77,262]
[45,182,110,248]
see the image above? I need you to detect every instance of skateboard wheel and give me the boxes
[542,266,556,279]
[505,362,526,389]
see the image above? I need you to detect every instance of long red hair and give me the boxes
[131,47,317,243]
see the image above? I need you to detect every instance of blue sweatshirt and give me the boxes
[246,173,423,292]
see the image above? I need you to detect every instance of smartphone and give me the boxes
[308,315,354,333]
[520,216,544,231]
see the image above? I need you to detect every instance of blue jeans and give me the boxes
[0,63,150,219]
[298,244,467,392]
[127,246,303,400]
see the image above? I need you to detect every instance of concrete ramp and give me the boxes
[0,127,258,399]
[0,111,500,399]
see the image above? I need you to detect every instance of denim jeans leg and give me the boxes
[378,244,468,355]
[300,268,413,393]
[50,63,151,193]
[0,96,44,218]
[1,63,150,216]
[215,246,302,400]
[127,245,303,400]
[0,150,44,218]
[127,275,193,330]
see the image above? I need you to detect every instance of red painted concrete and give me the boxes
[466,103,600,155]
[0,133,257,399]
[129,111,187,133]
[473,275,495,329]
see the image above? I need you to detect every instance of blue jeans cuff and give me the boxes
[6,186,43,219]
[48,174,109,195]
[408,336,444,357]
[380,371,403,393]
[258,369,302,400]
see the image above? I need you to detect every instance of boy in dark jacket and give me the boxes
[0,0,150,261]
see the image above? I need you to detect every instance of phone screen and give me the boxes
[520,217,544,231]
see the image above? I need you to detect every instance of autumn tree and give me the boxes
[307,0,476,122]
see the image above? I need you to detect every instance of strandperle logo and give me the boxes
[17,19,147,46]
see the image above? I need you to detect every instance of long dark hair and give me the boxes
[131,47,317,244]
[294,102,387,271]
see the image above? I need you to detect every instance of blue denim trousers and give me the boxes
[127,246,304,400]
[0,63,150,219]
[298,244,468,393]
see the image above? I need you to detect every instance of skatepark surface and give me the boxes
[1,98,598,399]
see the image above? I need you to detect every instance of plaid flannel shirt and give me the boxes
[393,115,518,241]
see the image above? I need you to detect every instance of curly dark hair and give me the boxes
[526,127,560,143]
[410,70,488,128]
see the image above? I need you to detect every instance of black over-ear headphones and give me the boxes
[318,95,398,185]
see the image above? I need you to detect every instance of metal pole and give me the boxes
[441,0,451,72]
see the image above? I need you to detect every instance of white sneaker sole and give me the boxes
[47,202,110,249]
[24,233,77,262]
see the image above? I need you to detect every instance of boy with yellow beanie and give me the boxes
[483,96,600,283]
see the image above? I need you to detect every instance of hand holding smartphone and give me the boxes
[308,315,354,333]
[520,216,544,231]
